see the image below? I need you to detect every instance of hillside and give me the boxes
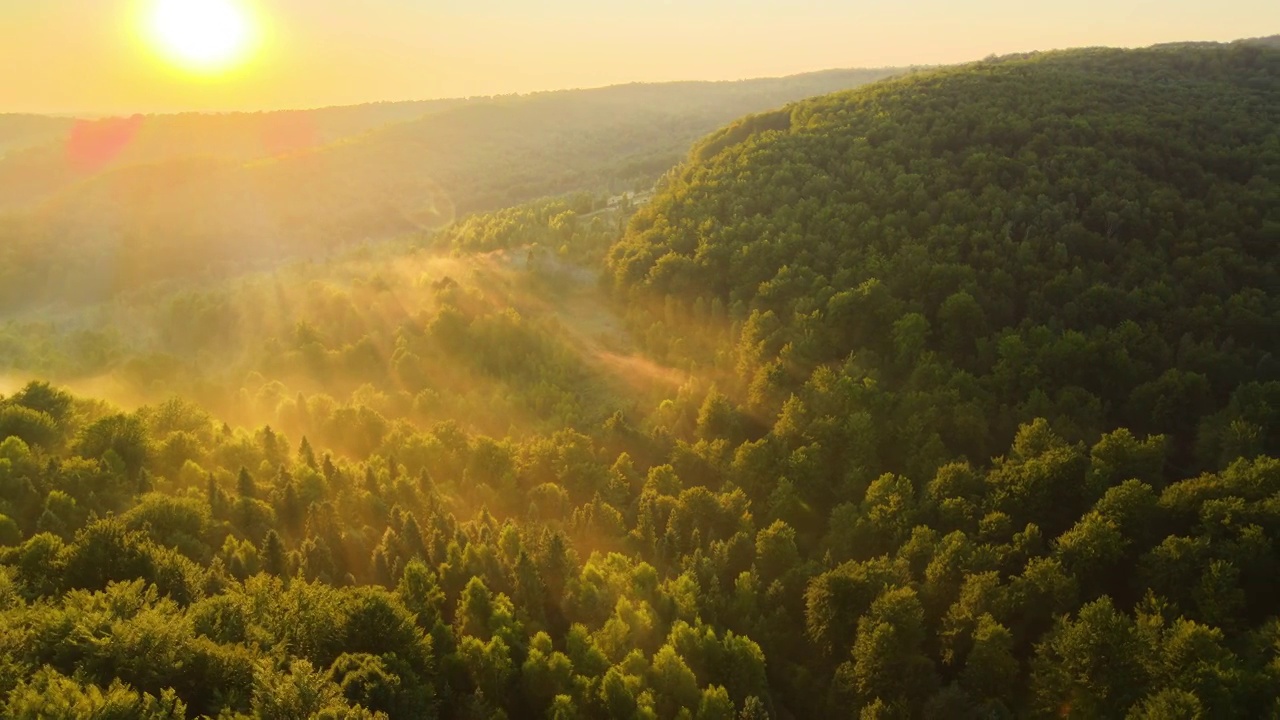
[597,42,1280,715]
[283,68,918,218]
[611,42,1280,476]
[0,100,472,210]
[0,115,77,157]
[0,68,905,313]
[2,42,1280,720]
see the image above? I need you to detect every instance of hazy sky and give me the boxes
[2,0,1277,114]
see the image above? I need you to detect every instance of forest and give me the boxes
[1,39,1279,719]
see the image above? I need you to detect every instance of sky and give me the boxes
[1,0,1278,115]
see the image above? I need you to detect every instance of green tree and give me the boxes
[1030,597,1149,718]
[837,586,938,711]
[76,414,150,478]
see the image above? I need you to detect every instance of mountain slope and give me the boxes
[610,42,1280,478]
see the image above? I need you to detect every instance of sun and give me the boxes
[145,0,258,74]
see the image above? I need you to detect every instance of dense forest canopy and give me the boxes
[1,40,1280,720]
[610,42,1280,476]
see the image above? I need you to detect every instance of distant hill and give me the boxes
[0,67,907,311]
[239,68,915,227]
[0,99,473,210]
[0,115,77,157]
[1238,33,1280,48]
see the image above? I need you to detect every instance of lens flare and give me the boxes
[145,0,258,74]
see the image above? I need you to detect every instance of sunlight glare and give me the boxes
[146,0,257,73]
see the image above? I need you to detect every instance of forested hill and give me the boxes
[283,68,914,219]
[0,68,904,313]
[610,42,1280,477]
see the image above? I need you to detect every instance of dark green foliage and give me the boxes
[610,43,1280,478]
[76,414,150,479]
[0,406,59,451]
